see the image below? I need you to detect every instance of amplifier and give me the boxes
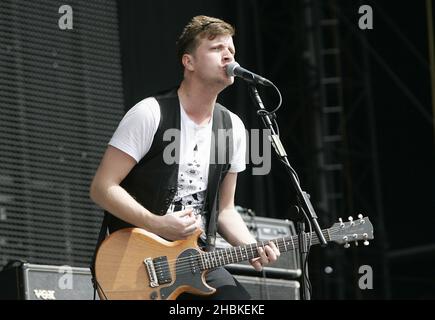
[235,275,300,300]
[0,261,96,300]
[217,210,301,278]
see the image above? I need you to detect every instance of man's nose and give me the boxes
[222,49,234,62]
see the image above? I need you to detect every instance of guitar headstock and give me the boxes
[328,215,374,248]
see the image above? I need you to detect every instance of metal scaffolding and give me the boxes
[247,0,433,299]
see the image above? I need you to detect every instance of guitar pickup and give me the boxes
[153,256,172,285]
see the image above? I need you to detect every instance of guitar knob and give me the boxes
[364,240,370,246]
[344,243,350,249]
[348,216,354,226]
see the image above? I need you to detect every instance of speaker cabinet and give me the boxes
[235,275,300,300]
[0,262,96,300]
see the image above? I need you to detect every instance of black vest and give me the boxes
[106,88,233,249]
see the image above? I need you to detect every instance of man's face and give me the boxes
[187,34,236,88]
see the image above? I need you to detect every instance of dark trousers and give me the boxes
[177,267,251,300]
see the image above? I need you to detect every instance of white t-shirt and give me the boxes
[109,97,246,237]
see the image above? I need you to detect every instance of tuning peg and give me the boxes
[358,214,366,224]
[344,243,350,249]
[339,218,345,228]
[348,216,354,226]
[352,234,359,246]
[358,214,363,219]
[363,233,370,246]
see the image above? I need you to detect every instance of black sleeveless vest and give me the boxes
[105,88,233,249]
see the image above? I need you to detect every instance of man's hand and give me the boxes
[152,209,199,241]
[249,241,281,272]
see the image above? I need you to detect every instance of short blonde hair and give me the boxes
[176,15,235,66]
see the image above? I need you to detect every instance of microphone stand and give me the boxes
[248,85,327,300]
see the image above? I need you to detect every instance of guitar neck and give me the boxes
[199,228,331,271]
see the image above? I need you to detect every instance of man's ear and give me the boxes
[182,53,195,72]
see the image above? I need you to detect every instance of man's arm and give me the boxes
[217,173,256,246]
[89,145,197,240]
[217,172,280,271]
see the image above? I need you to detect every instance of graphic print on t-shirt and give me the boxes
[168,138,209,242]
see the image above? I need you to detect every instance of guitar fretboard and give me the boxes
[198,229,330,270]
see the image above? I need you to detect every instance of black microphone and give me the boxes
[226,62,273,86]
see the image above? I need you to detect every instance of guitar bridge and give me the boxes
[144,258,159,288]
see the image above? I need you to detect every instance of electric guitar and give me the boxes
[94,215,374,300]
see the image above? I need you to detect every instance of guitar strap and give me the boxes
[90,212,109,300]
[203,105,233,252]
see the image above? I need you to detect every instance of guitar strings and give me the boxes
[147,226,332,273]
[163,236,299,277]
[147,224,348,276]
[148,234,312,275]
[145,224,367,276]
[145,243,273,276]
[151,237,299,276]
[154,237,295,266]
[145,242,279,276]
